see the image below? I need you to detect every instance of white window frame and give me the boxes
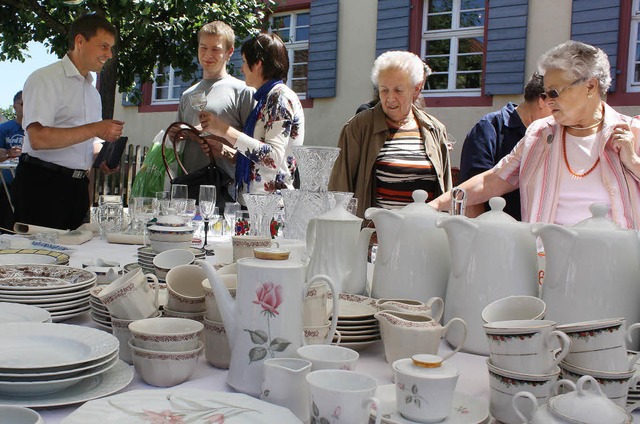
[627,0,640,92]
[270,10,310,100]
[151,65,188,104]
[421,0,485,97]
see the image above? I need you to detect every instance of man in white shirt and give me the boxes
[14,13,124,230]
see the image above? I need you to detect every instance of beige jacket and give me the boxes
[329,103,452,217]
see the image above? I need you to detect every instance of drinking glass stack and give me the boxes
[282,146,341,239]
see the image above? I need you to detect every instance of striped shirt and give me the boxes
[375,125,438,209]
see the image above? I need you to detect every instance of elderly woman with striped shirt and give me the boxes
[429,41,640,229]
[329,51,452,218]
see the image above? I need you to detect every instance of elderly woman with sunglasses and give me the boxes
[429,40,640,229]
[198,33,304,195]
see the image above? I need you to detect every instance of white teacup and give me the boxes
[306,370,381,424]
[203,318,231,369]
[487,360,560,424]
[484,319,571,374]
[481,295,546,323]
[152,249,195,281]
[231,235,277,262]
[202,276,237,322]
[165,265,207,313]
[111,310,162,364]
[393,355,459,423]
[304,281,329,327]
[0,406,44,424]
[558,318,640,372]
[96,268,160,320]
[304,324,341,345]
[297,344,359,371]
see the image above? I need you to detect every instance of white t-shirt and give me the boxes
[22,54,102,170]
[555,131,612,225]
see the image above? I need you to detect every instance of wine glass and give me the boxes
[446,133,457,151]
[224,202,241,236]
[188,90,212,136]
[199,185,217,250]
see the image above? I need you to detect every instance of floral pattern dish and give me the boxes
[60,388,302,423]
[0,265,96,293]
[370,384,489,424]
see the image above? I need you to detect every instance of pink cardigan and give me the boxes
[493,102,640,229]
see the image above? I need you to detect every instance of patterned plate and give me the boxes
[0,249,70,266]
[0,265,96,293]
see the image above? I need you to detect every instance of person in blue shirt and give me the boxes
[458,74,551,219]
[0,90,23,230]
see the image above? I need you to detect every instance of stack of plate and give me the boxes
[0,265,96,322]
[0,323,122,399]
[329,293,381,350]
[0,302,51,323]
[137,246,205,281]
[0,249,69,265]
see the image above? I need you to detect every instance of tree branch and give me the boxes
[0,0,68,36]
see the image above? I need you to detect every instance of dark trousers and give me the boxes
[13,160,90,230]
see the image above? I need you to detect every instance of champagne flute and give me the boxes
[199,185,217,251]
[188,90,212,136]
[224,202,241,236]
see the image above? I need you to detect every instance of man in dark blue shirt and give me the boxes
[458,73,551,219]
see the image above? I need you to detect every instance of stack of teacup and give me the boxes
[127,316,204,387]
[556,317,640,409]
[163,264,207,322]
[303,281,334,344]
[96,268,162,363]
[482,295,571,424]
[202,263,236,369]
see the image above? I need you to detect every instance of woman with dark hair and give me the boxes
[198,33,304,195]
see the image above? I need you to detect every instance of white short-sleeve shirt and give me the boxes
[22,54,102,170]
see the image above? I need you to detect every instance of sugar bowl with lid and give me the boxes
[147,209,194,252]
[392,354,459,423]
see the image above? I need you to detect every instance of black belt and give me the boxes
[20,154,88,179]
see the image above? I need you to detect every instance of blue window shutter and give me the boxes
[308,0,339,98]
[484,0,529,96]
[375,0,410,57]
[571,0,620,92]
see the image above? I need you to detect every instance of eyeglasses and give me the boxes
[540,78,585,100]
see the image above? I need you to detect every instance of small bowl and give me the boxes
[0,406,44,424]
[129,317,203,352]
[152,249,195,280]
[128,339,203,387]
[297,344,359,371]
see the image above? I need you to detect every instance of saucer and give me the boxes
[371,384,489,424]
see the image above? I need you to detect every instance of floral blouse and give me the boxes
[234,83,305,194]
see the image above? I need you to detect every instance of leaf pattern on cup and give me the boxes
[396,381,428,409]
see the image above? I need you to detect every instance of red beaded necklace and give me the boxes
[562,126,601,178]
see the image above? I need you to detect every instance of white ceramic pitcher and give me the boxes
[306,205,374,294]
[198,250,339,397]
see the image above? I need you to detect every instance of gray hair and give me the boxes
[537,40,611,98]
[371,51,425,87]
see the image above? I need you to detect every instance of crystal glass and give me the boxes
[171,184,188,216]
[329,191,354,210]
[281,190,331,239]
[224,202,241,235]
[98,195,123,238]
[242,193,281,238]
[131,197,155,235]
[189,90,207,111]
[154,191,170,217]
[199,185,216,248]
[292,146,341,192]
[180,199,197,226]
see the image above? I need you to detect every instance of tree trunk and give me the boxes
[99,54,118,120]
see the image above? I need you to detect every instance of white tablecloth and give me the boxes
[12,237,638,423]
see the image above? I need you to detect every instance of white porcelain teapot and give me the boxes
[532,203,640,328]
[306,206,374,294]
[436,197,538,355]
[512,375,633,423]
[198,249,339,397]
[365,190,450,302]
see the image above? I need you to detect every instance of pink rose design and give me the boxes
[142,409,185,424]
[253,282,283,316]
[207,414,225,423]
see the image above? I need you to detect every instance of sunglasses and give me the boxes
[540,78,585,100]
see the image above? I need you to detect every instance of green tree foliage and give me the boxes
[0,0,275,119]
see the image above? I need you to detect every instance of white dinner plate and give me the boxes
[32,295,91,312]
[0,288,92,303]
[0,360,133,408]
[50,306,91,322]
[0,303,51,323]
[0,350,118,380]
[0,250,70,266]
[0,354,119,396]
[0,323,118,371]
[370,384,490,424]
[94,321,112,332]
[61,388,302,423]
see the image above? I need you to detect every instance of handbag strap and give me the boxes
[161,121,216,181]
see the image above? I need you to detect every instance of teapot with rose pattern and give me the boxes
[198,250,339,397]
